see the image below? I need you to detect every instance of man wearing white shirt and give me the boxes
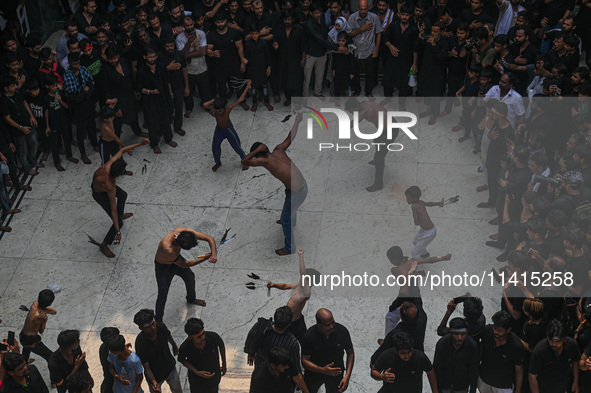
[495,0,525,36]
[484,72,525,129]
[176,15,211,118]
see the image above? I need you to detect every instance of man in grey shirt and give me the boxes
[346,0,383,98]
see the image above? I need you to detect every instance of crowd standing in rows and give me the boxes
[2,0,591,391]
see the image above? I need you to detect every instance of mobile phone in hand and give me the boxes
[7,331,15,346]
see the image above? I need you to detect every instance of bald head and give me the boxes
[315,308,336,335]
[359,0,369,17]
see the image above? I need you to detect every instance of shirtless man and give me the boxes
[345,99,399,192]
[383,246,451,337]
[241,113,307,255]
[405,185,444,258]
[98,105,132,176]
[90,139,149,258]
[266,248,320,342]
[20,289,57,363]
[154,228,217,322]
[203,80,251,172]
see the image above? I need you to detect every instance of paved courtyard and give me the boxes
[0,95,505,392]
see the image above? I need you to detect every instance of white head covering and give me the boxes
[329,16,348,43]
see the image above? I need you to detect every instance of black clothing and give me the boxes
[303,18,338,57]
[102,58,139,127]
[1,92,31,137]
[301,323,353,373]
[249,359,298,393]
[417,38,448,97]
[433,334,479,393]
[478,325,524,389]
[135,322,177,382]
[332,52,354,97]
[373,348,433,393]
[136,63,173,146]
[529,337,580,393]
[274,24,305,96]
[48,347,90,393]
[157,49,187,90]
[0,365,48,393]
[371,306,427,365]
[207,28,242,71]
[99,343,114,393]
[244,39,271,88]
[178,332,224,392]
[288,315,307,343]
[382,20,419,96]
[458,9,493,26]
[92,186,127,245]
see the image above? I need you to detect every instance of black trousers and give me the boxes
[351,56,375,96]
[49,128,73,166]
[304,372,343,393]
[372,146,389,188]
[72,99,97,155]
[99,138,120,165]
[20,332,53,363]
[154,259,196,322]
[114,117,142,138]
[1,147,23,187]
[171,86,185,133]
[92,186,127,244]
[185,71,211,112]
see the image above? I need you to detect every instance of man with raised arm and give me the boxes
[154,228,217,321]
[90,138,149,258]
[267,248,321,342]
[241,113,307,255]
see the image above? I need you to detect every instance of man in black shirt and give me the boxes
[1,75,40,176]
[529,319,580,393]
[478,311,524,393]
[302,3,348,97]
[245,306,301,367]
[563,227,591,297]
[301,308,354,393]
[250,347,309,393]
[459,0,493,30]
[206,11,248,105]
[158,36,188,137]
[178,318,226,393]
[133,309,182,393]
[371,300,428,364]
[371,331,437,393]
[48,330,91,393]
[433,318,478,393]
[136,47,177,154]
[1,352,48,393]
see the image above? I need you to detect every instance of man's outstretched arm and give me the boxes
[276,113,303,151]
[106,138,150,168]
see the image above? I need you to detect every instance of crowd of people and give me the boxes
[2,0,591,391]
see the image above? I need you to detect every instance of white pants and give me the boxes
[412,226,437,258]
[477,378,513,393]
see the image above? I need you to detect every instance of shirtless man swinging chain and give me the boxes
[20,289,57,363]
[90,139,149,258]
[154,228,217,322]
[405,186,444,258]
[345,99,399,192]
[241,113,307,256]
[266,249,320,342]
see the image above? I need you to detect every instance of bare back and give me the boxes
[22,302,47,336]
[155,230,182,264]
[261,148,305,191]
[91,166,116,194]
[287,283,311,321]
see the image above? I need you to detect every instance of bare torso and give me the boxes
[100,121,116,142]
[91,167,115,193]
[263,149,305,191]
[154,230,182,264]
[412,201,435,230]
[360,101,389,128]
[22,302,47,336]
[212,108,232,129]
[287,284,311,320]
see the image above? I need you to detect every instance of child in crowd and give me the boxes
[332,31,354,106]
[244,26,273,112]
[405,186,444,259]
